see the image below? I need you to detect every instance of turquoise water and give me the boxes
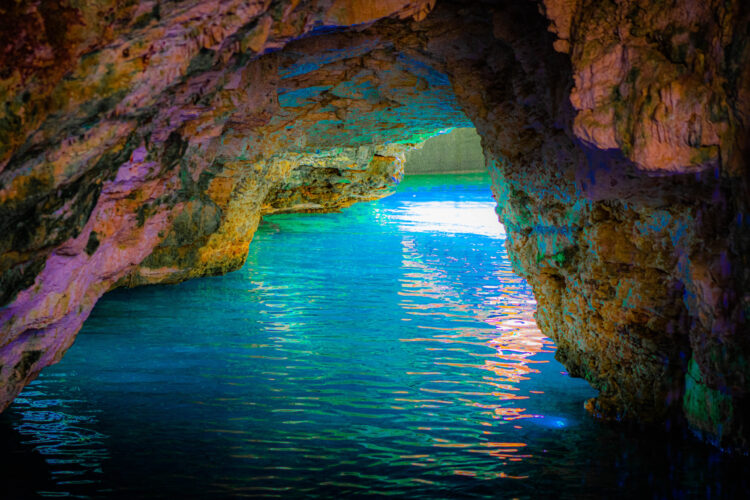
[1,173,748,498]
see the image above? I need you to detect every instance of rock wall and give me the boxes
[0,0,748,452]
[423,0,749,451]
[404,127,485,174]
[536,0,750,451]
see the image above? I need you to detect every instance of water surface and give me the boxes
[1,173,747,498]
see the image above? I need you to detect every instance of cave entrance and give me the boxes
[3,160,605,498]
[2,0,749,494]
[3,10,609,493]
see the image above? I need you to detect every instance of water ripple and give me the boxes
[2,174,747,498]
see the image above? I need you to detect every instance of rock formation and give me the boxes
[0,0,748,452]
[404,127,485,174]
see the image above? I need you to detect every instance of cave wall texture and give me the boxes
[0,0,748,452]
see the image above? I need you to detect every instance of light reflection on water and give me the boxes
[7,375,110,497]
[396,233,553,446]
[1,173,748,499]
[380,201,505,238]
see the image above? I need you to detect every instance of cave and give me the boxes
[1,0,749,495]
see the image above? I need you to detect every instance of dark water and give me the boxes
[1,173,748,499]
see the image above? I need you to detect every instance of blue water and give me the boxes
[1,173,748,499]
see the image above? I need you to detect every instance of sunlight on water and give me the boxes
[1,173,748,499]
[396,233,552,438]
[380,201,505,238]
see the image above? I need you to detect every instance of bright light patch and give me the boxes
[529,416,569,429]
[385,201,505,238]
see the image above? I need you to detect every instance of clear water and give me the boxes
[1,173,748,499]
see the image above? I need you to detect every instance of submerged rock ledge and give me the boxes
[0,0,748,452]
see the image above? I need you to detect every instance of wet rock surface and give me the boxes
[0,0,748,452]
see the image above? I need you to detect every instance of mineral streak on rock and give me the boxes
[0,0,748,452]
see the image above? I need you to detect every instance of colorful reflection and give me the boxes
[391,206,554,468]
